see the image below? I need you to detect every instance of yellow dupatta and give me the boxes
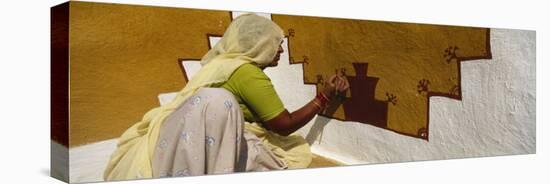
[104,13,311,181]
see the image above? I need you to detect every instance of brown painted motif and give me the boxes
[272,14,492,140]
[341,63,389,128]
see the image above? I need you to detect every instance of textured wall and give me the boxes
[68,2,231,147]
[177,16,534,164]
[272,15,491,139]
[65,1,535,164]
[65,10,535,182]
[270,28,535,164]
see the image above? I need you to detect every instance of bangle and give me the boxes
[311,99,324,111]
[316,92,330,105]
[320,92,330,102]
[315,95,326,106]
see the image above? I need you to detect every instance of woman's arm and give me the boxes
[263,74,349,136]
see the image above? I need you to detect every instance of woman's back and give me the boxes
[221,63,285,123]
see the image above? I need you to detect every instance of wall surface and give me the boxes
[270,28,535,164]
[66,8,535,183]
[181,24,535,164]
[68,2,231,147]
[272,15,491,139]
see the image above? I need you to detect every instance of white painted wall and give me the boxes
[182,27,535,164]
[66,14,535,182]
[275,28,536,164]
[67,139,117,183]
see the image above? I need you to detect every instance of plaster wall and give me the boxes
[180,27,535,164]
[272,28,536,164]
[65,13,535,183]
[176,14,536,164]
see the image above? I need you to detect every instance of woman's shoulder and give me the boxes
[236,63,262,72]
[232,63,269,79]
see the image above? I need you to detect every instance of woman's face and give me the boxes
[266,42,284,68]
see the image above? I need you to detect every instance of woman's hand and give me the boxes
[264,71,350,136]
[323,72,350,99]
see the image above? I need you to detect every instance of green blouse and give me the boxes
[221,63,285,122]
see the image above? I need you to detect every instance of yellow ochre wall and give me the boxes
[68,1,231,147]
[67,1,490,147]
[272,15,490,139]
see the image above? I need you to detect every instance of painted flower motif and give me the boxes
[205,136,215,146]
[191,96,202,106]
[180,132,190,142]
[175,169,189,177]
[224,100,233,109]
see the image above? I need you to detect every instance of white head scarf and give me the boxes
[169,13,284,106]
[201,13,285,67]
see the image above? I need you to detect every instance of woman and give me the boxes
[104,14,349,180]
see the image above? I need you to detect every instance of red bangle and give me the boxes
[311,99,324,111]
[316,92,329,106]
[319,92,330,102]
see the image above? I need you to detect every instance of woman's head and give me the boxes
[200,14,285,68]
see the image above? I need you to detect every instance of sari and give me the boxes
[104,14,310,181]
